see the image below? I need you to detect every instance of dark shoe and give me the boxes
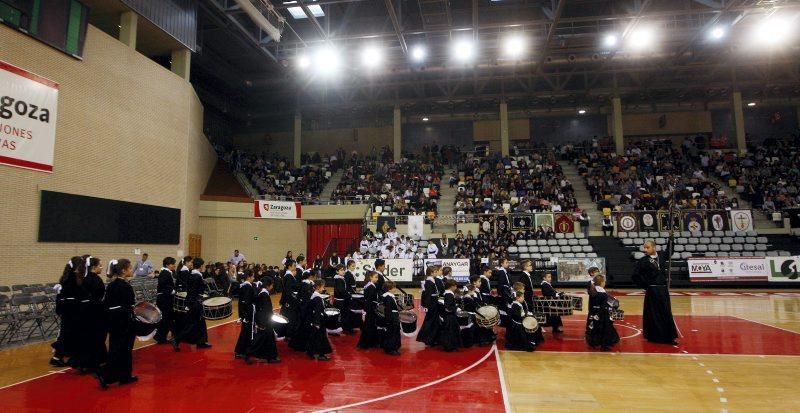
[120,376,138,385]
[315,354,331,361]
[171,338,180,352]
[94,373,108,390]
[197,343,212,349]
[50,357,66,367]
[386,350,400,356]
[234,353,245,359]
[244,356,253,365]
[155,340,169,345]
[267,358,281,364]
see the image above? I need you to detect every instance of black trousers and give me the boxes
[99,314,135,383]
[154,295,174,342]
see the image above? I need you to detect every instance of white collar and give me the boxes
[259,288,270,296]
[242,281,252,286]
[426,276,434,281]
[595,286,607,293]
[382,292,394,297]
[160,268,173,274]
[311,291,324,299]
[180,265,189,272]
[512,301,522,307]
[523,271,531,277]
[480,275,490,279]
[365,282,374,288]
[541,280,551,285]
[334,274,344,280]
[285,270,294,276]
[303,279,314,284]
[191,269,202,275]
[435,275,443,279]
[444,290,454,296]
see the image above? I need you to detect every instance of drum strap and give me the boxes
[108,306,121,310]
[512,320,522,325]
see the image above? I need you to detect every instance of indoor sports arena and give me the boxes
[1,0,800,412]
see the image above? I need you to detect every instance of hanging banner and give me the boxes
[658,211,682,232]
[511,214,533,231]
[478,215,494,235]
[729,209,754,232]
[253,200,302,219]
[707,210,731,231]
[767,256,800,282]
[376,215,396,233]
[534,213,554,230]
[615,212,639,232]
[407,214,424,238]
[682,211,705,232]
[0,60,59,173]
[688,257,768,281]
[351,258,414,282]
[495,215,510,233]
[556,257,606,283]
[555,213,575,233]
[639,211,659,232]
[424,258,471,283]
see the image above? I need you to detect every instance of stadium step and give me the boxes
[319,170,345,201]
[437,168,459,215]
[587,236,637,287]
[560,161,603,229]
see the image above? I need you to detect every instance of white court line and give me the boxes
[561,322,642,341]
[732,316,800,336]
[313,345,497,413]
[497,349,800,358]
[0,319,237,391]
[493,346,512,413]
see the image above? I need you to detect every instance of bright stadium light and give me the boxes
[422,117,429,122]
[628,26,656,51]
[411,45,427,62]
[603,33,618,48]
[578,109,587,115]
[296,54,310,70]
[753,16,794,46]
[747,102,756,107]
[361,45,383,69]
[709,26,726,41]
[315,46,341,75]
[452,39,475,62]
[502,34,526,59]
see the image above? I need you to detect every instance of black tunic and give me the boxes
[174,270,209,345]
[54,277,86,359]
[154,268,175,343]
[72,272,107,370]
[357,283,380,349]
[416,278,440,346]
[585,288,620,349]
[520,272,535,309]
[247,289,278,360]
[434,276,445,296]
[98,277,136,383]
[494,268,514,325]
[479,275,495,306]
[289,280,314,351]
[176,265,190,292]
[437,291,462,351]
[306,294,333,356]
[504,301,535,351]
[344,270,357,294]
[634,254,678,344]
[460,294,477,348]
[375,271,387,296]
[333,276,359,331]
[235,282,255,355]
[540,281,563,330]
[381,293,401,353]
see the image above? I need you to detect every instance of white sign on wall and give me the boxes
[424,258,471,283]
[0,60,59,173]
[253,200,302,219]
[352,258,414,282]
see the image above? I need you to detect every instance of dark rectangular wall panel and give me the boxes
[121,0,197,51]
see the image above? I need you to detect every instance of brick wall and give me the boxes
[0,25,216,284]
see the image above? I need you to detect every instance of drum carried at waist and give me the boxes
[399,310,417,336]
[532,297,574,316]
[323,307,341,331]
[521,315,540,334]
[133,301,162,340]
[350,293,365,312]
[394,293,415,310]
[456,310,472,329]
[272,314,289,338]
[202,297,233,320]
[474,305,500,328]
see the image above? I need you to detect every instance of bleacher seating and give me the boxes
[614,230,792,260]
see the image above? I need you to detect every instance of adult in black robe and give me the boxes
[357,277,380,349]
[437,288,462,352]
[95,261,137,388]
[416,275,441,346]
[173,261,211,350]
[234,277,255,357]
[493,261,514,326]
[279,266,298,321]
[633,241,679,344]
[585,284,620,350]
[380,290,401,355]
[154,259,176,344]
[306,290,333,360]
[246,284,279,363]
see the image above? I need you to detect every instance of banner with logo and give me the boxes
[706,210,730,231]
[729,209,754,232]
[639,211,659,232]
[555,213,575,233]
[616,212,639,232]
[767,256,800,282]
[556,257,606,283]
[658,211,682,232]
[253,200,302,219]
[682,211,705,233]
[407,214,424,238]
[535,213,554,230]
[688,257,768,281]
[511,214,533,231]
[424,258,471,283]
[351,258,414,282]
[0,60,59,173]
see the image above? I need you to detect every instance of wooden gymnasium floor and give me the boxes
[1,289,799,412]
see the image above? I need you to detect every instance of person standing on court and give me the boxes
[133,253,153,278]
[154,257,177,344]
[633,240,679,345]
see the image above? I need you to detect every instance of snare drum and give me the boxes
[522,315,540,334]
[567,294,583,311]
[324,307,341,331]
[475,305,500,328]
[272,314,289,338]
[610,308,624,321]
[350,293,365,312]
[202,297,233,320]
[133,301,162,339]
[532,297,574,316]
[607,296,620,309]
[173,292,188,313]
[399,310,417,335]
[456,310,471,328]
[394,293,415,310]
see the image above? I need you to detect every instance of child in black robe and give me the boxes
[416,266,441,346]
[505,291,536,352]
[585,274,620,351]
[344,260,357,294]
[235,270,256,358]
[357,271,381,349]
[306,279,333,361]
[460,283,479,348]
[470,274,496,346]
[154,257,177,344]
[246,277,280,363]
[95,259,137,389]
[289,271,316,351]
[333,264,358,333]
[172,258,211,351]
[380,280,401,355]
[73,257,108,371]
[437,279,462,352]
[540,272,564,334]
[51,257,86,367]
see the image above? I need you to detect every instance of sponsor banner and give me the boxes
[639,211,658,232]
[767,256,800,282]
[0,60,59,173]
[534,213,554,230]
[682,211,705,233]
[729,209,754,232]
[352,258,414,282]
[253,200,302,219]
[555,213,575,233]
[407,214,424,238]
[511,214,533,231]
[556,257,606,283]
[424,258,471,283]
[707,210,730,231]
[688,257,769,281]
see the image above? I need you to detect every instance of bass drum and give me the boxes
[133,301,162,340]
[522,315,539,334]
[272,314,289,338]
[399,310,417,336]
[475,305,500,328]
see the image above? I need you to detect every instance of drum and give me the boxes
[324,307,341,330]
[375,302,386,318]
[133,301,162,339]
[567,294,583,311]
[202,297,233,320]
[456,310,471,328]
[399,310,417,335]
[350,293,365,312]
[610,309,624,321]
[394,293,415,310]
[522,315,540,334]
[532,297,574,316]
[607,296,620,309]
[475,305,500,328]
[272,314,289,338]
[173,292,188,313]
[437,298,445,306]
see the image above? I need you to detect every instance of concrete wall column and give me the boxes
[393,105,401,163]
[171,48,191,81]
[612,96,624,155]
[293,112,302,167]
[500,101,509,157]
[119,11,137,49]
[731,91,746,153]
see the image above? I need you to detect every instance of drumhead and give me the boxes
[320,294,330,300]
[456,310,470,318]
[399,311,417,323]
[203,297,232,306]
[522,316,539,331]
[351,294,364,298]
[324,308,340,315]
[175,292,187,298]
[477,305,498,318]
[271,314,289,324]
[134,302,162,323]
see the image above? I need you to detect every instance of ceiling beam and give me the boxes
[384,0,407,56]
[297,0,328,40]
